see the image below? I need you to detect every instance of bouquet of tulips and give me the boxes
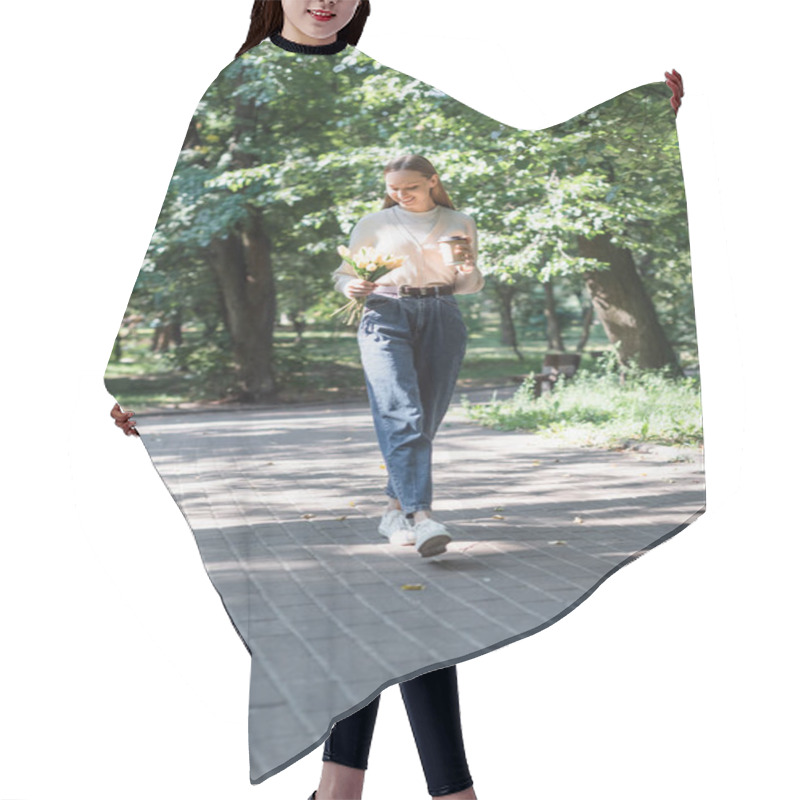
[330,245,407,326]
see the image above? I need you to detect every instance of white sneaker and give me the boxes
[413,518,451,558]
[378,509,416,545]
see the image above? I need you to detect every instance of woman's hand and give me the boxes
[665,68,684,115]
[345,278,377,299]
[111,402,140,437]
[454,241,476,275]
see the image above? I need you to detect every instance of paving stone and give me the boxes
[137,390,704,779]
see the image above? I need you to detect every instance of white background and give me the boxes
[1,1,797,798]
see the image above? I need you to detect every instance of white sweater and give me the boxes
[332,204,485,296]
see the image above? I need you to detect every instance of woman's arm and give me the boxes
[332,216,378,296]
[332,261,358,295]
[453,217,485,294]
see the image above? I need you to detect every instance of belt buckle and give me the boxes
[399,284,412,297]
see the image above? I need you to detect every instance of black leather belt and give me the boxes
[373,284,455,298]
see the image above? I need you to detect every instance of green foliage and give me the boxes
[167,337,238,401]
[462,359,702,449]
[111,45,696,399]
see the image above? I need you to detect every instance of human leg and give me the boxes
[399,666,475,798]
[357,297,434,515]
[415,296,468,445]
[316,695,381,800]
[409,297,468,548]
[356,305,416,543]
[312,763,365,800]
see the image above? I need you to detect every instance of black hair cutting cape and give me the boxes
[105,36,704,784]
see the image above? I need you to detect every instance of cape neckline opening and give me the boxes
[269,31,350,55]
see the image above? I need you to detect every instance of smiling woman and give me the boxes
[281,0,363,46]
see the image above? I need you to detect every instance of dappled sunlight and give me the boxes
[447,539,544,556]
[207,559,322,573]
[137,404,703,718]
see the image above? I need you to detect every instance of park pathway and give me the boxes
[135,387,704,782]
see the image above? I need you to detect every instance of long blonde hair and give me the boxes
[381,155,456,210]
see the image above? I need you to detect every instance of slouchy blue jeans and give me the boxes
[322,665,474,797]
[356,292,468,515]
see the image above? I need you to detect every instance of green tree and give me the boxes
[121,51,693,401]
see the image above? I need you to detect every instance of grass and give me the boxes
[460,360,703,450]
[104,319,556,408]
[105,318,702,452]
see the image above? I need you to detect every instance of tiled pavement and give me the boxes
[135,387,705,782]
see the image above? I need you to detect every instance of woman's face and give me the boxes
[385,170,439,211]
[280,1,361,45]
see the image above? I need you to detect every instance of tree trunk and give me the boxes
[575,294,594,353]
[577,233,682,375]
[290,313,306,344]
[494,283,524,361]
[150,316,182,353]
[204,80,278,401]
[542,281,565,351]
[210,208,277,401]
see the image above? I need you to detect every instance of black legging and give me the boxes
[323,665,474,797]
